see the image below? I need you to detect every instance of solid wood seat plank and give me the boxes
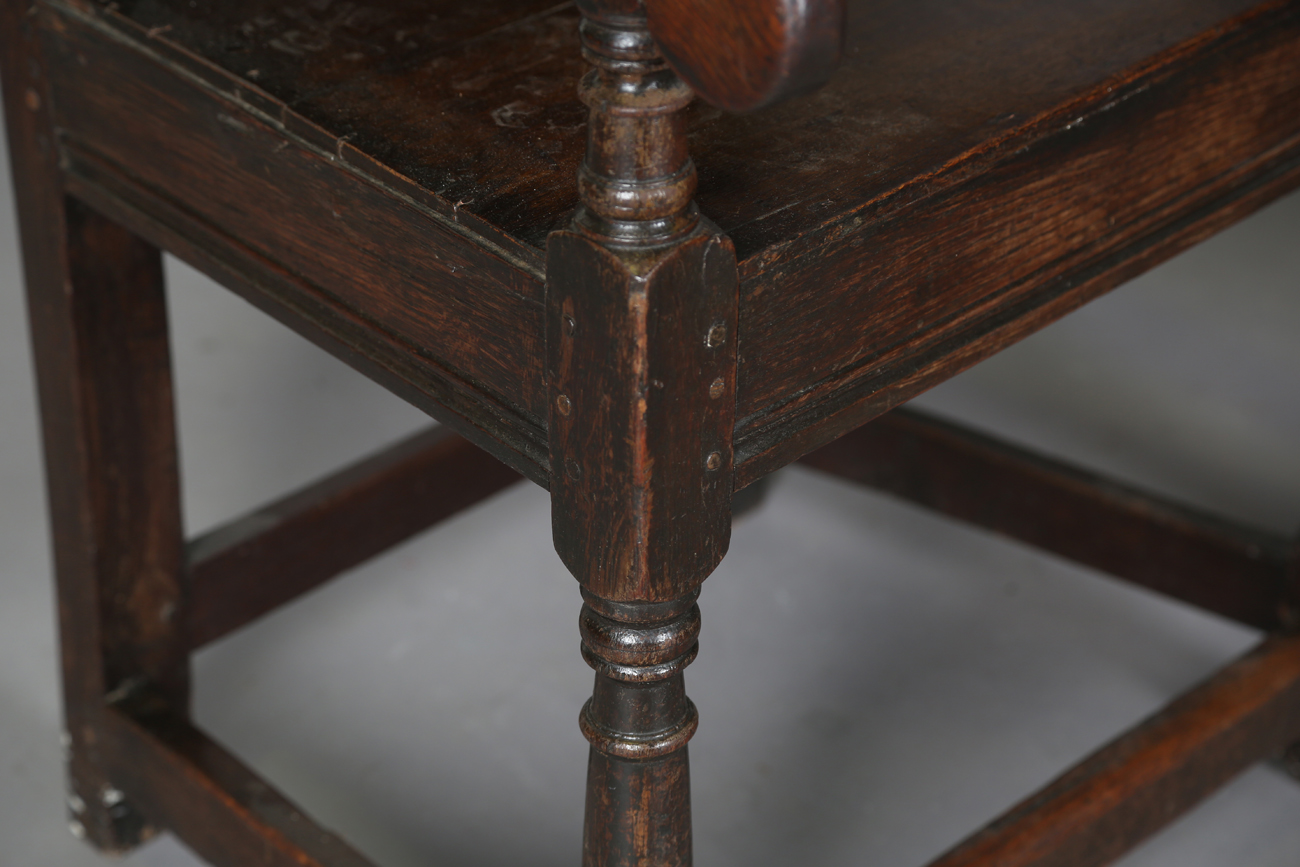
[96,0,1273,253]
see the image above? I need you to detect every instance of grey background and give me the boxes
[2,116,1299,866]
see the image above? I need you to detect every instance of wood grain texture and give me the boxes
[84,0,1276,258]
[14,0,1300,863]
[63,0,1300,482]
[60,144,550,485]
[701,0,1288,258]
[571,0,700,245]
[584,752,692,867]
[926,634,1300,867]
[736,143,1300,486]
[186,426,522,649]
[550,0,738,602]
[646,0,845,112]
[54,202,186,850]
[60,201,189,710]
[547,230,738,602]
[100,698,374,867]
[74,0,585,254]
[800,407,1293,630]
[733,2,1300,480]
[556,10,722,862]
[40,0,550,427]
[4,4,187,842]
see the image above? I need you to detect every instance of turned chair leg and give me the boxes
[579,590,702,866]
[546,3,739,864]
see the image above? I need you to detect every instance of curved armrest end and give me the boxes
[646,0,846,113]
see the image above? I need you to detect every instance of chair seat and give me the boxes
[93,0,1276,251]
[42,0,1300,479]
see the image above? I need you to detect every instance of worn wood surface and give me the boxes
[547,231,738,602]
[48,203,185,849]
[35,0,1300,482]
[83,0,1276,256]
[579,592,700,867]
[645,0,845,112]
[734,2,1300,480]
[3,2,189,843]
[800,408,1294,631]
[551,7,730,864]
[569,0,699,246]
[548,0,738,603]
[186,425,521,649]
[40,2,550,460]
[926,634,1300,867]
[11,0,1300,863]
[58,202,189,711]
[59,143,550,485]
[64,0,565,262]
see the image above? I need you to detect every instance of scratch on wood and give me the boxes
[217,113,249,133]
[335,132,355,161]
[491,101,539,129]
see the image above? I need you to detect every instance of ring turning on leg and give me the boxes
[579,591,702,867]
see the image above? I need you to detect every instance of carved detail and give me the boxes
[576,590,700,864]
[578,590,701,761]
[580,592,701,682]
[579,699,699,761]
[573,1,698,247]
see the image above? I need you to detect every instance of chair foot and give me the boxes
[65,754,153,853]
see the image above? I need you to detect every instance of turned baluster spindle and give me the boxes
[580,591,701,865]
[573,0,698,246]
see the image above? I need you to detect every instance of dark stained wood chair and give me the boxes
[3,0,1300,864]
